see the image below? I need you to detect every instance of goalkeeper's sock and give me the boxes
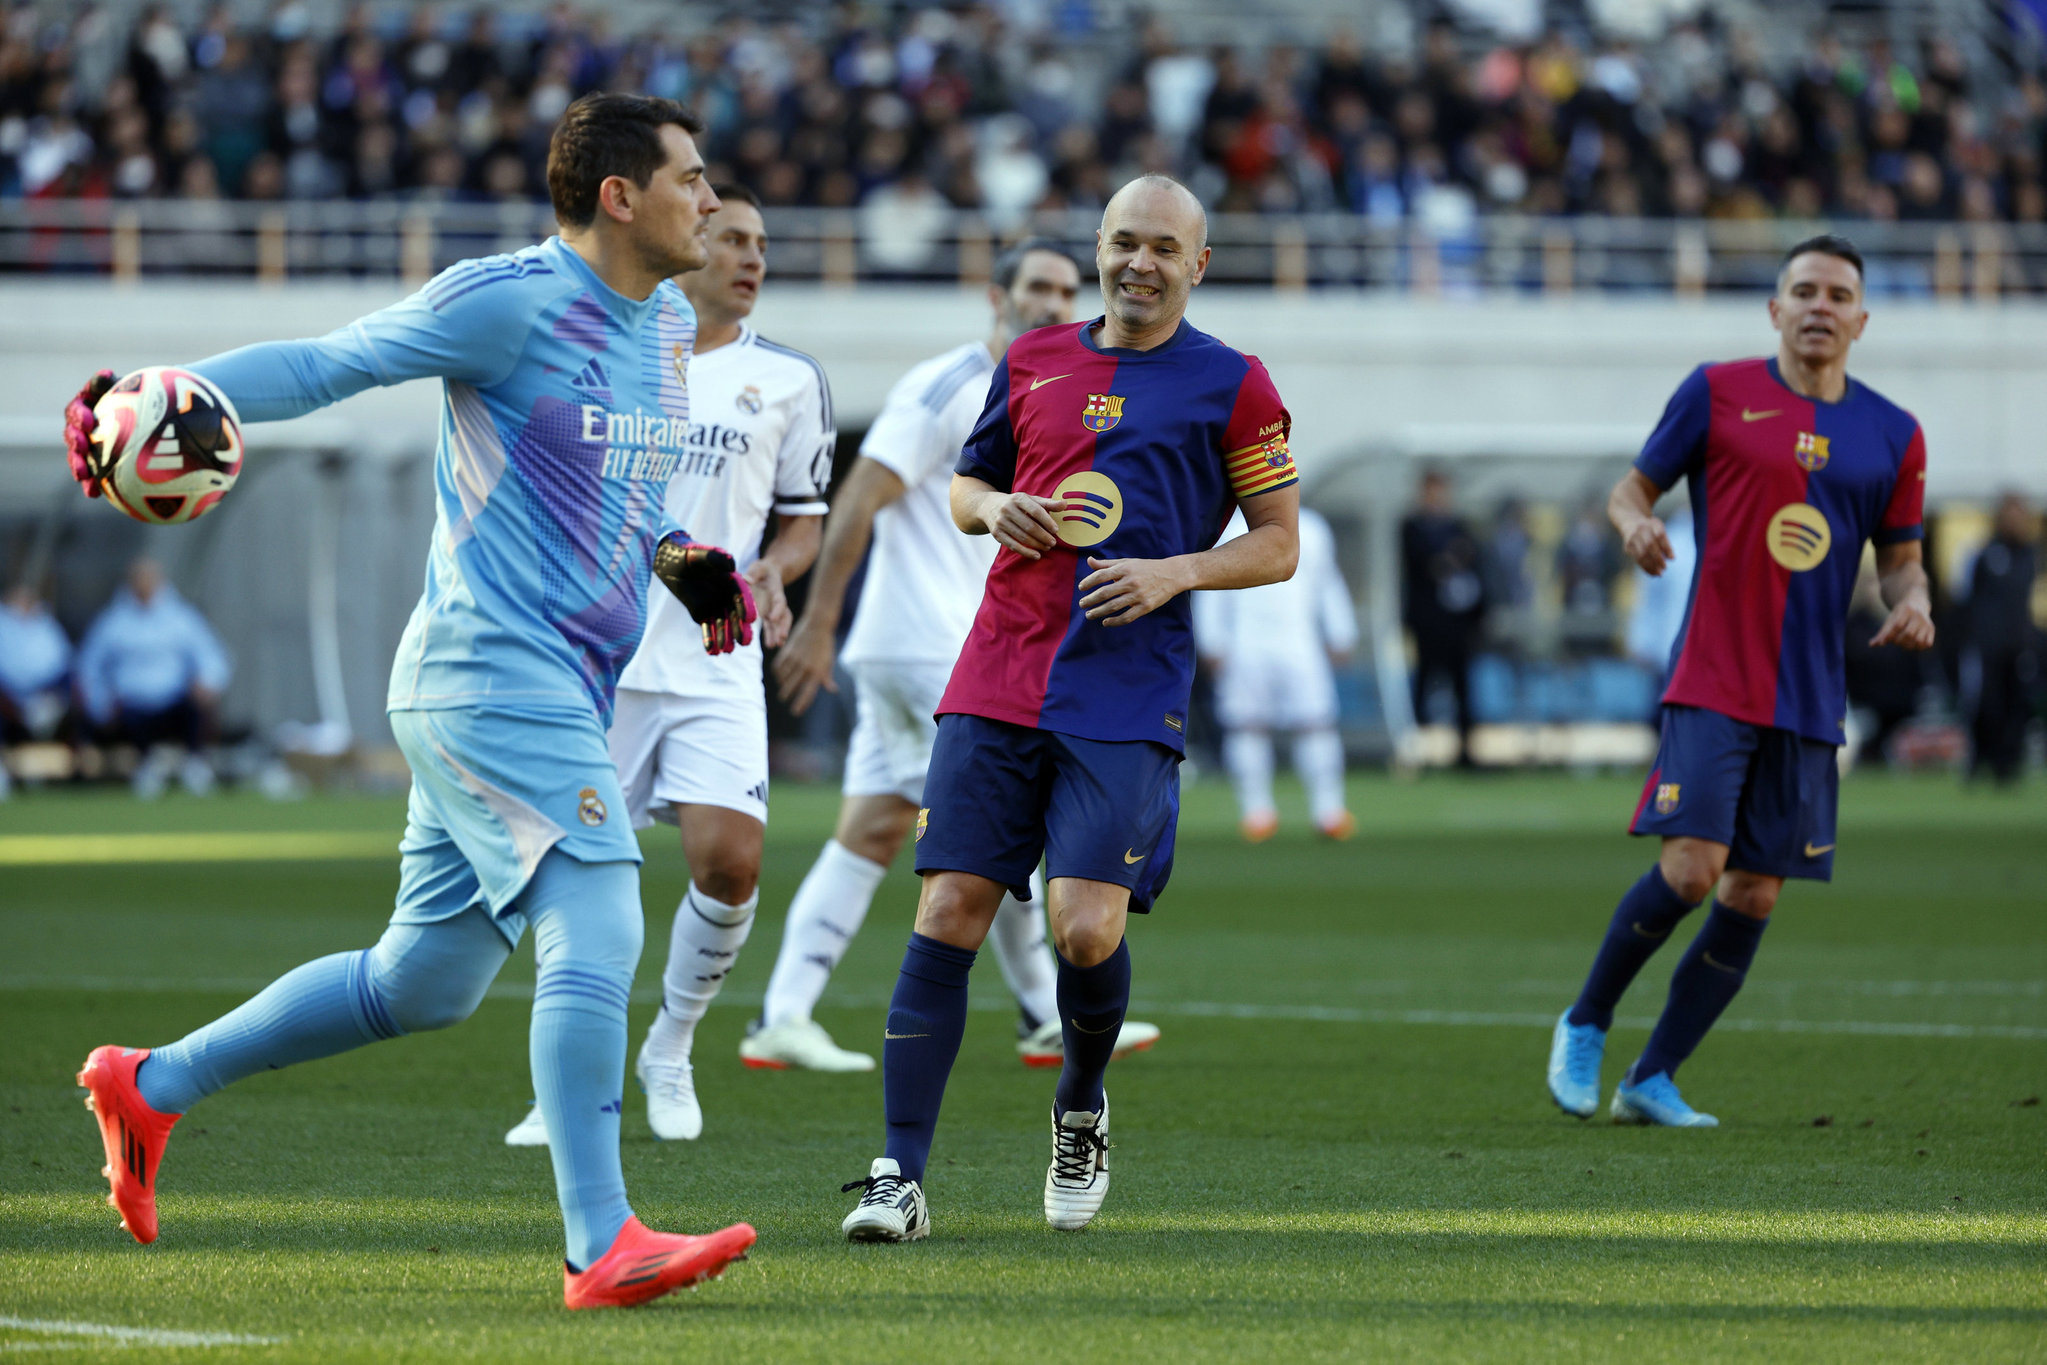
[1567,864,1700,1031]
[761,841,886,1028]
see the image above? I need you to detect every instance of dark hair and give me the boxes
[546,93,704,228]
[993,237,1081,290]
[1779,233,1864,284]
[710,182,760,210]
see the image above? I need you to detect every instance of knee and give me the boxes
[1659,844,1725,906]
[692,851,760,906]
[1050,911,1123,968]
[372,954,491,1033]
[913,875,999,948]
[1717,874,1781,920]
[834,801,913,866]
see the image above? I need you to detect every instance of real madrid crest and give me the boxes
[736,384,763,414]
[671,344,688,391]
[578,786,609,827]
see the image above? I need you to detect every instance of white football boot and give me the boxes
[1016,1018,1161,1068]
[635,1042,702,1141]
[841,1157,930,1242]
[504,1104,548,1147]
[1043,1094,1110,1230]
[739,1018,875,1072]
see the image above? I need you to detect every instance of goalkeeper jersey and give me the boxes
[187,237,691,725]
[941,317,1296,752]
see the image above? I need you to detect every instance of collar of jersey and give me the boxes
[544,236,666,330]
[1764,356,1856,408]
[1079,316,1190,358]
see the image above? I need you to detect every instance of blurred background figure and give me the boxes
[75,559,231,798]
[0,582,74,799]
[1624,502,1696,712]
[1401,469,1486,768]
[1197,507,1360,841]
[1961,493,2041,785]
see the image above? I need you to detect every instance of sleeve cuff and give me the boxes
[1872,524,1925,546]
[773,499,829,517]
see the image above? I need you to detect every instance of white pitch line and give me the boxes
[2,978,2040,1041]
[0,1317,281,1349]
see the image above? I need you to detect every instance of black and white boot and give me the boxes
[1043,1094,1110,1230]
[841,1157,930,1242]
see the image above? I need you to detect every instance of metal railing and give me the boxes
[5,199,2046,297]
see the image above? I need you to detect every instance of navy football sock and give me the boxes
[1633,902,1769,1082]
[1566,864,1700,1031]
[1053,938,1130,1116]
[881,933,976,1184]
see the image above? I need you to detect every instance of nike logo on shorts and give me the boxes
[1123,849,1145,864]
[1804,842,1834,857]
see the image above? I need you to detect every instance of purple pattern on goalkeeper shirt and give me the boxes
[554,295,612,353]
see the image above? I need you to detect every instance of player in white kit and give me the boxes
[506,184,833,1144]
[757,240,1160,1070]
[1195,506,1359,841]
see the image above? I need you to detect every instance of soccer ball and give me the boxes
[91,366,244,525]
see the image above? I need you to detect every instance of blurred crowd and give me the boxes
[0,557,229,797]
[4,2,2046,228]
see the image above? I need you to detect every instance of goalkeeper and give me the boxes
[62,95,757,1309]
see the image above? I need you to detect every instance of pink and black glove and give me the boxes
[653,535,757,656]
[63,369,116,498]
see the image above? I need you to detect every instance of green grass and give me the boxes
[1,772,2043,1361]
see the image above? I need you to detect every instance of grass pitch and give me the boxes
[1,771,2042,1361]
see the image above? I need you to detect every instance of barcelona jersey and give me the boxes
[1636,356,1927,745]
[941,317,1296,751]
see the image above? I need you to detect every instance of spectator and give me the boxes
[1962,493,2040,783]
[75,559,231,797]
[1624,502,1696,703]
[0,584,73,797]
[1401,468,1488,767]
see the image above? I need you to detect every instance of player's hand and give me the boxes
[987,492,1074,560]
[63,368,116,498]
[744,560,793,649]
[1870,599,1935,651]
[1621,514,1676,576]
[1080,555,1193,627]
[653,536,757,656]
[773,610,838,714]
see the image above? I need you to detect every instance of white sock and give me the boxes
[989,867,1057,1029]
[760,839,888,1028]
[1223,729,1277,821]
[653,881,757,1058]
[1293,727,1348,824]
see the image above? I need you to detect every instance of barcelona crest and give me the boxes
[1653,783,1681,816]
[915,808,929,842]
[1794,431,1829,471]
[1081,393,1125,433]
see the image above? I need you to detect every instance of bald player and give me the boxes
[840,176,1301,1241]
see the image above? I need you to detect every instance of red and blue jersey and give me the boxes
[1638,356,1927,745]
[940,318,1296,751]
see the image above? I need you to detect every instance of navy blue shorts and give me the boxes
[1629,704,1839,882]
[914,713,1181,913]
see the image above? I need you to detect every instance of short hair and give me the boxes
[546,93,704,229]
[1779,234,1864,287]
[711,182,760,211]
[993,237,1081,290]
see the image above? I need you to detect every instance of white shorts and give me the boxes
[841,659,953,804]
[1214,653,1339,732]
[608,686,769,829]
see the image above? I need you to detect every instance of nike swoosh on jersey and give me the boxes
[1030,373,1074,391]
[1804,842,1835,857]
[1741,407,1783,422]
[1123,849,1145,864]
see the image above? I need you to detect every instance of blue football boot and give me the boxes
[1547,1011,1604,1118]
[1611,1068,1719,1127]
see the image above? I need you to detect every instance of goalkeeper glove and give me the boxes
[63,369,116,498]
[653,535,757,656]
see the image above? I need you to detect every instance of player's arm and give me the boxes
[1609,469,1677,577]
[950,475,1077,559]
[773,456,906,713]
[1080,484,1301,628]
[747,513,820,650]
[1869,541,1934,649]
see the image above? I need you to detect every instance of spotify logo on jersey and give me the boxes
[1766,502,1832,571]
[1053,471,1124,547]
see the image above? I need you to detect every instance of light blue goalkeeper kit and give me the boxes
[133,238,700,1269]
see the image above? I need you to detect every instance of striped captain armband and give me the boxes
[1224,433,1298,498]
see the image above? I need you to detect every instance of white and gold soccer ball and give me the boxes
[90,366,244,525]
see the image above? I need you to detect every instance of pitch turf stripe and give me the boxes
[0,833,392,865]
[0,1316,282,1348]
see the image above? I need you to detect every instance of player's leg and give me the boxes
[1293,727,1352,840]
[1550,706,1745,1117]
[991,867,1060,1043]
[639,802,761,1139]
[1222,727,1278,840]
